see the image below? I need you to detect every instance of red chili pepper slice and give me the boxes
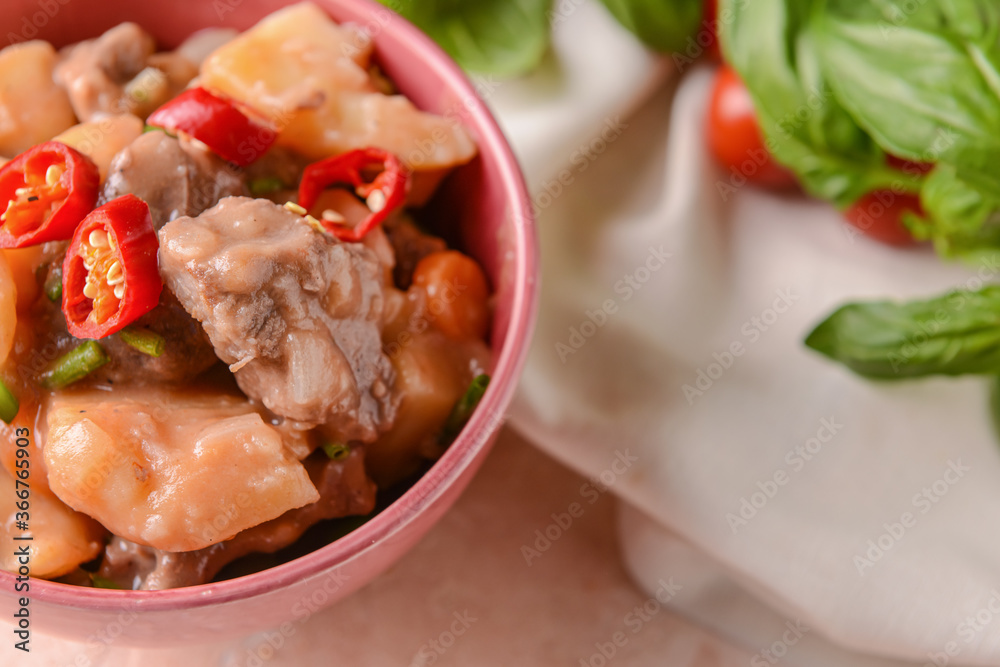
[63,194,163,339]
[147,87,276,167]
[0,141,99,249]
[298,148,410,242]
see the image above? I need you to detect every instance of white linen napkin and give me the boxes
[496,3,1000,665]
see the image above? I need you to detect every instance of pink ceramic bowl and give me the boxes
[0,0,537,645]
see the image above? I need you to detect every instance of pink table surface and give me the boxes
[8,430,754,666]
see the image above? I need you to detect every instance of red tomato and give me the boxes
[63,194,163,339]
[0,142,99,249]
[706,66,797,189]
[147,87,275,166]
[844,190,921,246]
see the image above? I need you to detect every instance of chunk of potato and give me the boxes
[0,41,77,156]
[1,246,43,312]
[200,2,476,170]
[368,321,490,486]
[0,253,15,366]
[45,388,319,552]
[54,114,145,183]
[201,3,373,120]
[0,467,105,579]
[177,28,239,67]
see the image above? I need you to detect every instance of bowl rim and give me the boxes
[1,0,538,611]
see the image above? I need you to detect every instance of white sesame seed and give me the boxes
[366,190,387,213]
[284,202,307,216]
[304,215,326,234]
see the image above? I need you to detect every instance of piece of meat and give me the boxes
[96,448,376,590]
[27,244,217,386]
[44,387,320,553]
[100,132,246,229]
[95,289,220,385]
[243,146,311,194]
[54,23,197,121]
[158,197,398,442]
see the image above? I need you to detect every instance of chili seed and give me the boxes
[45,165,63,186]
[366,190,387,213]
[106,261,124,285]
[88,230,109,249]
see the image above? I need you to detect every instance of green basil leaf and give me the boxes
[916,165,1000,257]
[379,0,553,77]
[596,0,703,54]
[817,0,1000,192]
[722,0,915,207]
[805,285,1000,379]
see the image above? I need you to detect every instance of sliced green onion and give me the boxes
[439,374,491,445]
[90,574,122,590]
[44,266,63,303]
[0,379,19,425]
[249,177,286,198]
[322,442,351,461]
[39,341,109,390]
[118,327,165,358]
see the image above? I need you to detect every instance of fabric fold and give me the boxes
[498,9,1000,664]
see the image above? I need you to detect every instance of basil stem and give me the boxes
[39,341,109,390]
